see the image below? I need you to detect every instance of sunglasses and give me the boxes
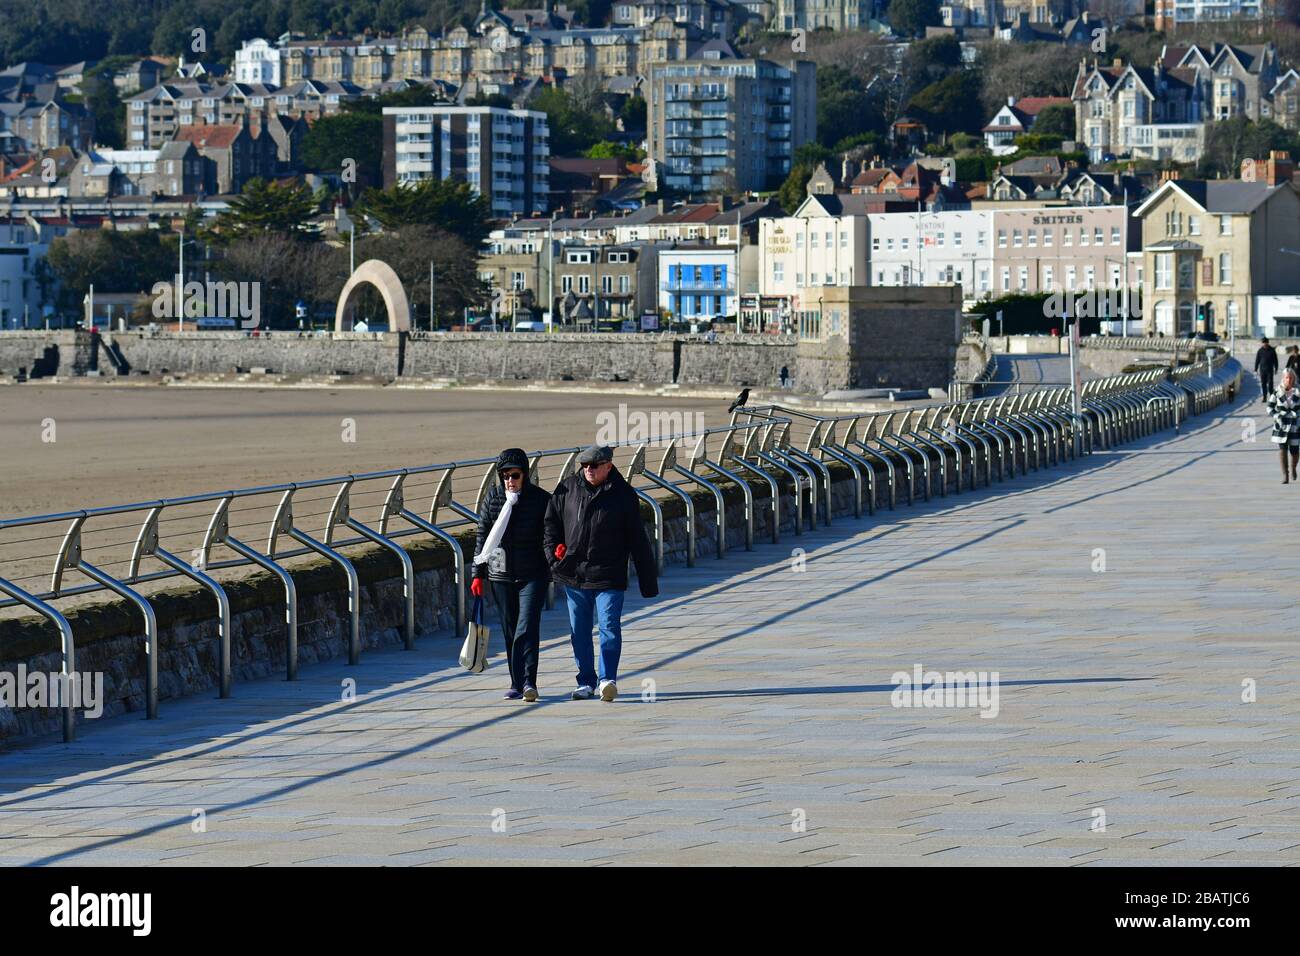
[581,461,611,470]
[501,470,524,480]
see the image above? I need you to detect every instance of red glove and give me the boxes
[470,578,484,598]
[554,543,566,560]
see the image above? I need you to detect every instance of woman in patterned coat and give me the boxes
[1267,368,1300,483]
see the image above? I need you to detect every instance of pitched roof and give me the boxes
[175,124,244,149]
[1013,96,1070,116]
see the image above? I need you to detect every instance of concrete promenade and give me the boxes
[1,385,1297,866]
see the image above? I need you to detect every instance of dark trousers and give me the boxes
[1261,370,1275,397]
[490,578,546,690]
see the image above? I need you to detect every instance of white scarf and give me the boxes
[473,489,520,567]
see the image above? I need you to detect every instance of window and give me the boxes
[840,232,847,249]
[824,231,832,248]
[619,275,630,294]
[1066,266,1077,289]
[578,276,590,294]
[954,232,962,247]
[1018,266,1028,291]
[796,234,803,249]
[998,230,1006,248]
[1063,229,1072,247]
[1044,265,1054,288]
[1187,217,1199,237]
[1219,252,1231,285]
[1079,227,1089,246]
[1013,230,1022,248]
[602,275,612,294]
[796,272,804,287]
[1219,215,1232,236]
[872,236,881,251]
[1085,265,1095,288]
[1027,229,1037,248]
[1094,228,1104,245]
[510,271,525,291]
[772,261,784,283]
[810,232,818,249]
[561,275,573,293]
[1155,253,1172,290]
[1000,267,1010,292]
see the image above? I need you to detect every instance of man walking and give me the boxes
[1256,336,1279,400]
[545,444,658,702]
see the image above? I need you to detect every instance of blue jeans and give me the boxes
[564,586,625,688]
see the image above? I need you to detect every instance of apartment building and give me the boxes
[383,106,550,218]
[647,43,815,195]
[1134,157,1300,337]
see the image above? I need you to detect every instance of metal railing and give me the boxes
[1,356,1242,743]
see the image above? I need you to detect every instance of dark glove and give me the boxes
[639,581,659,599]
[554,543,566,561]
[470,578,484,598]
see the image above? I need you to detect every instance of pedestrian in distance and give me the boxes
[471,448,551,702]
[1255,336,1278,401]
[544,444,658,702]
[1287,345,1300,377]
[1267,368,1300,484]
[779,365,789,390]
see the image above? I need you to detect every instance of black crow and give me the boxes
[727,388,750,414]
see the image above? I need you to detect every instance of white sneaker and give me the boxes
[598,680,618,702]
[570,685,594,700]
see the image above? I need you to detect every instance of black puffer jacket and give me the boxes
[472,448,552,583]
[544,466,658,597]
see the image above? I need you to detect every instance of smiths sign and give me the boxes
[1031,214,1085,225]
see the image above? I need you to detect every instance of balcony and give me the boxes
[661,280,736,293]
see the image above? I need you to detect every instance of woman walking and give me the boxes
[471,448,551,700]
[1267,368,1300,484]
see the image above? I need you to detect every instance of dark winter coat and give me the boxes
[1256,344,1279,375]
[472,448,552,583]
[544,466,658,597]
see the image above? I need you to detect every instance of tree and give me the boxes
[887,0,941,38]
[816,65,885,150]
[353,225,490,329]
[44,229,176,315]
[357,178,492,247]
[207,178,321,244]
[583,140,644,161]
[1197,118,1300,178]
[1032,104,1075,139]
[906,72,984,136]
[778,163,814,213]
[214,232,343,329]
[302,111,384,186]
[528,86,615,157]
[620,95,647,133]
[976,41,1079,119]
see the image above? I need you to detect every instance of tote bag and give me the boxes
[459,596,490,673]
